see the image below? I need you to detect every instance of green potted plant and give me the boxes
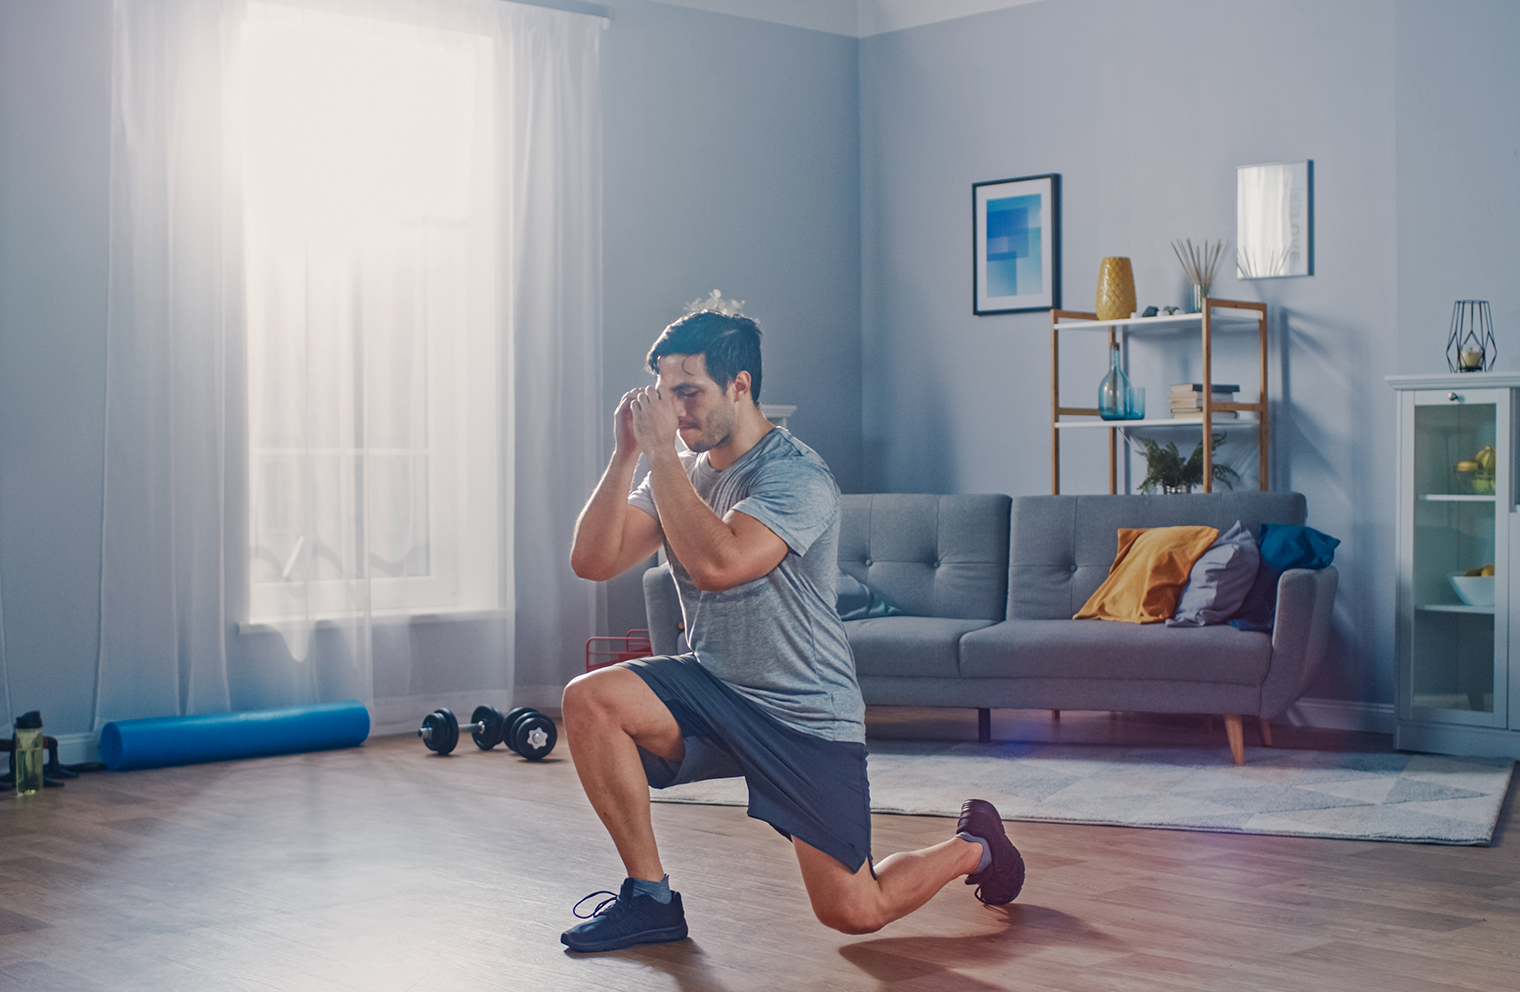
[1137,433,1240,494]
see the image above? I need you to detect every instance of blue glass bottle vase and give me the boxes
[1098,344,1129,420]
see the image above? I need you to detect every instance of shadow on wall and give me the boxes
[1272,301,1385,702]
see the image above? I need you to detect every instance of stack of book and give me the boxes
[1169,383,1239,418]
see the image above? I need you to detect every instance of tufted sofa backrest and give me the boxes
[1008,492,1308,620]
[838,494,1012,621]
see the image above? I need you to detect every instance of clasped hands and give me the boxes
[615,385,681,458]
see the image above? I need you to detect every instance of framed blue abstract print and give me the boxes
[973,173,1060,314]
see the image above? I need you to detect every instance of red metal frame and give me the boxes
[585,629,653,673]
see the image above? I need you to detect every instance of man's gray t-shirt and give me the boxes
[629,428,865,743]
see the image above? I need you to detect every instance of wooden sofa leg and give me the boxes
[1050,709,1060,720]
[1225,715,1245,765]
[978,708,991,743]
[1256,717,1273,747]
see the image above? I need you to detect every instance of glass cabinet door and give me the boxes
[1405,388,1510,725]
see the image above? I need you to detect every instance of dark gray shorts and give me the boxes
[624,654,872,873]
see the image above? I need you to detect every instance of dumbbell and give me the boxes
[502,706,557,761]
[416,705,509,756]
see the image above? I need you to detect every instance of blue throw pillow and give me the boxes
[1167,521,1261,627]
[837,572,905,620]
[1228,524,1340,632]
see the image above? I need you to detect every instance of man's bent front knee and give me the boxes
[562,665,684,760]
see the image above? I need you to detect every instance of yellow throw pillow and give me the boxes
[1074,526,1220,624]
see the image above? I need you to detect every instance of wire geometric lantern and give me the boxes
[1446,300,1496,373]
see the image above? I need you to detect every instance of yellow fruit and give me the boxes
[1481,564,1496,577]
[1476,445,1497,470]
[1466,567,1484,576]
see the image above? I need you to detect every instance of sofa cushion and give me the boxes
[839,494,1011,621]
[1008,493,1308,620]
[1168,521,1261,627]
[846,616,998,679]
[1229,524,1342,632]
[1074,526,1219,623]
[959,618,1272,685]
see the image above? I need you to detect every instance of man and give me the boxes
[562,309,1024,953]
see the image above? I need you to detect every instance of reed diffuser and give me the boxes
[1171,238,1229,312]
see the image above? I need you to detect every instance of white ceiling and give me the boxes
[646,0,1045,38]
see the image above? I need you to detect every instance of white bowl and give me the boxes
[1449,573,1495,607]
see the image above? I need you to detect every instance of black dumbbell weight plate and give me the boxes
[504,708,537,756]
[512,712,557,761]
[419,708,460,755]
[471,705,505,750]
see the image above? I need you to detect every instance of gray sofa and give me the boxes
[643,492,1338,764]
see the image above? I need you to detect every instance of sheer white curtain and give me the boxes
[97,0,603,731]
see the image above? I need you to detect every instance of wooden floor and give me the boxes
[2,708,1517,991]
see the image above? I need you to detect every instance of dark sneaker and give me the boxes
[958,798,1025,905]
[560,878,689,953]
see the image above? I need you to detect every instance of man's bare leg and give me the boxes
[793,835,984,935]
[561,666,685,882]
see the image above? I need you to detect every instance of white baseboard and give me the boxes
[54,732,101,766]
[1283,697,1395,735]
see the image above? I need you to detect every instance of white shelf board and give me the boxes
[1419,494,1496,502]
[1054,416,1260,430]
[1417,603,1496,615]
[1052,311,1263,332]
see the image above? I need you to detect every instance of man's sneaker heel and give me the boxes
[561,878,689,953]
[957,798,1026,906]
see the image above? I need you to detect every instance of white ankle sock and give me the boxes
[956,832,992,874]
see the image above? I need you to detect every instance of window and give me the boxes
[241,3,498,620]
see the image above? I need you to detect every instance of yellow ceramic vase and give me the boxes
[1095,257,1136,321]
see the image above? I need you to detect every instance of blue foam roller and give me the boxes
[99,701,370,771]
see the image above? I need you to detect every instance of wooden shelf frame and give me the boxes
[1050,297,1270,494]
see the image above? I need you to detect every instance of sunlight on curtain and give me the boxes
[241,3,499,644]
[99,0,604,731]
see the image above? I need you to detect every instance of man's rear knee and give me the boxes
[813,901,885,936]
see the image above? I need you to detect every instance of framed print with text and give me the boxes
[973,173,1060,314]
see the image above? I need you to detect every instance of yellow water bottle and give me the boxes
[13,711,44,796]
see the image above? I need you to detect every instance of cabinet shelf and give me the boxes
[1419,494,1496,502]
[1418,603,1496,615]
[1051,297,1270,494]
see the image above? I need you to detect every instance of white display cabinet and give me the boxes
[1390,373,1520,758]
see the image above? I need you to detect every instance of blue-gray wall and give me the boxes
[860,0,1518,715]
[600,0,863,637]
[0,0,113,736]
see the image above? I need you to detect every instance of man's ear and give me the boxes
[729,370,753,403]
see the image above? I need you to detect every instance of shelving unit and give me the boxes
[1050,298,1269,494]
[1390,373,1520,758]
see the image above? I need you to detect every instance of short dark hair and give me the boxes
[645,310,763,402]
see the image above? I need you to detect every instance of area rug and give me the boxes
[650,740,1515,845]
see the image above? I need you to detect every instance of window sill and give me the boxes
[237,607,509,635]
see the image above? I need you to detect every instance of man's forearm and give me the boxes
[645,449,744,590]
[570,451,643,579]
